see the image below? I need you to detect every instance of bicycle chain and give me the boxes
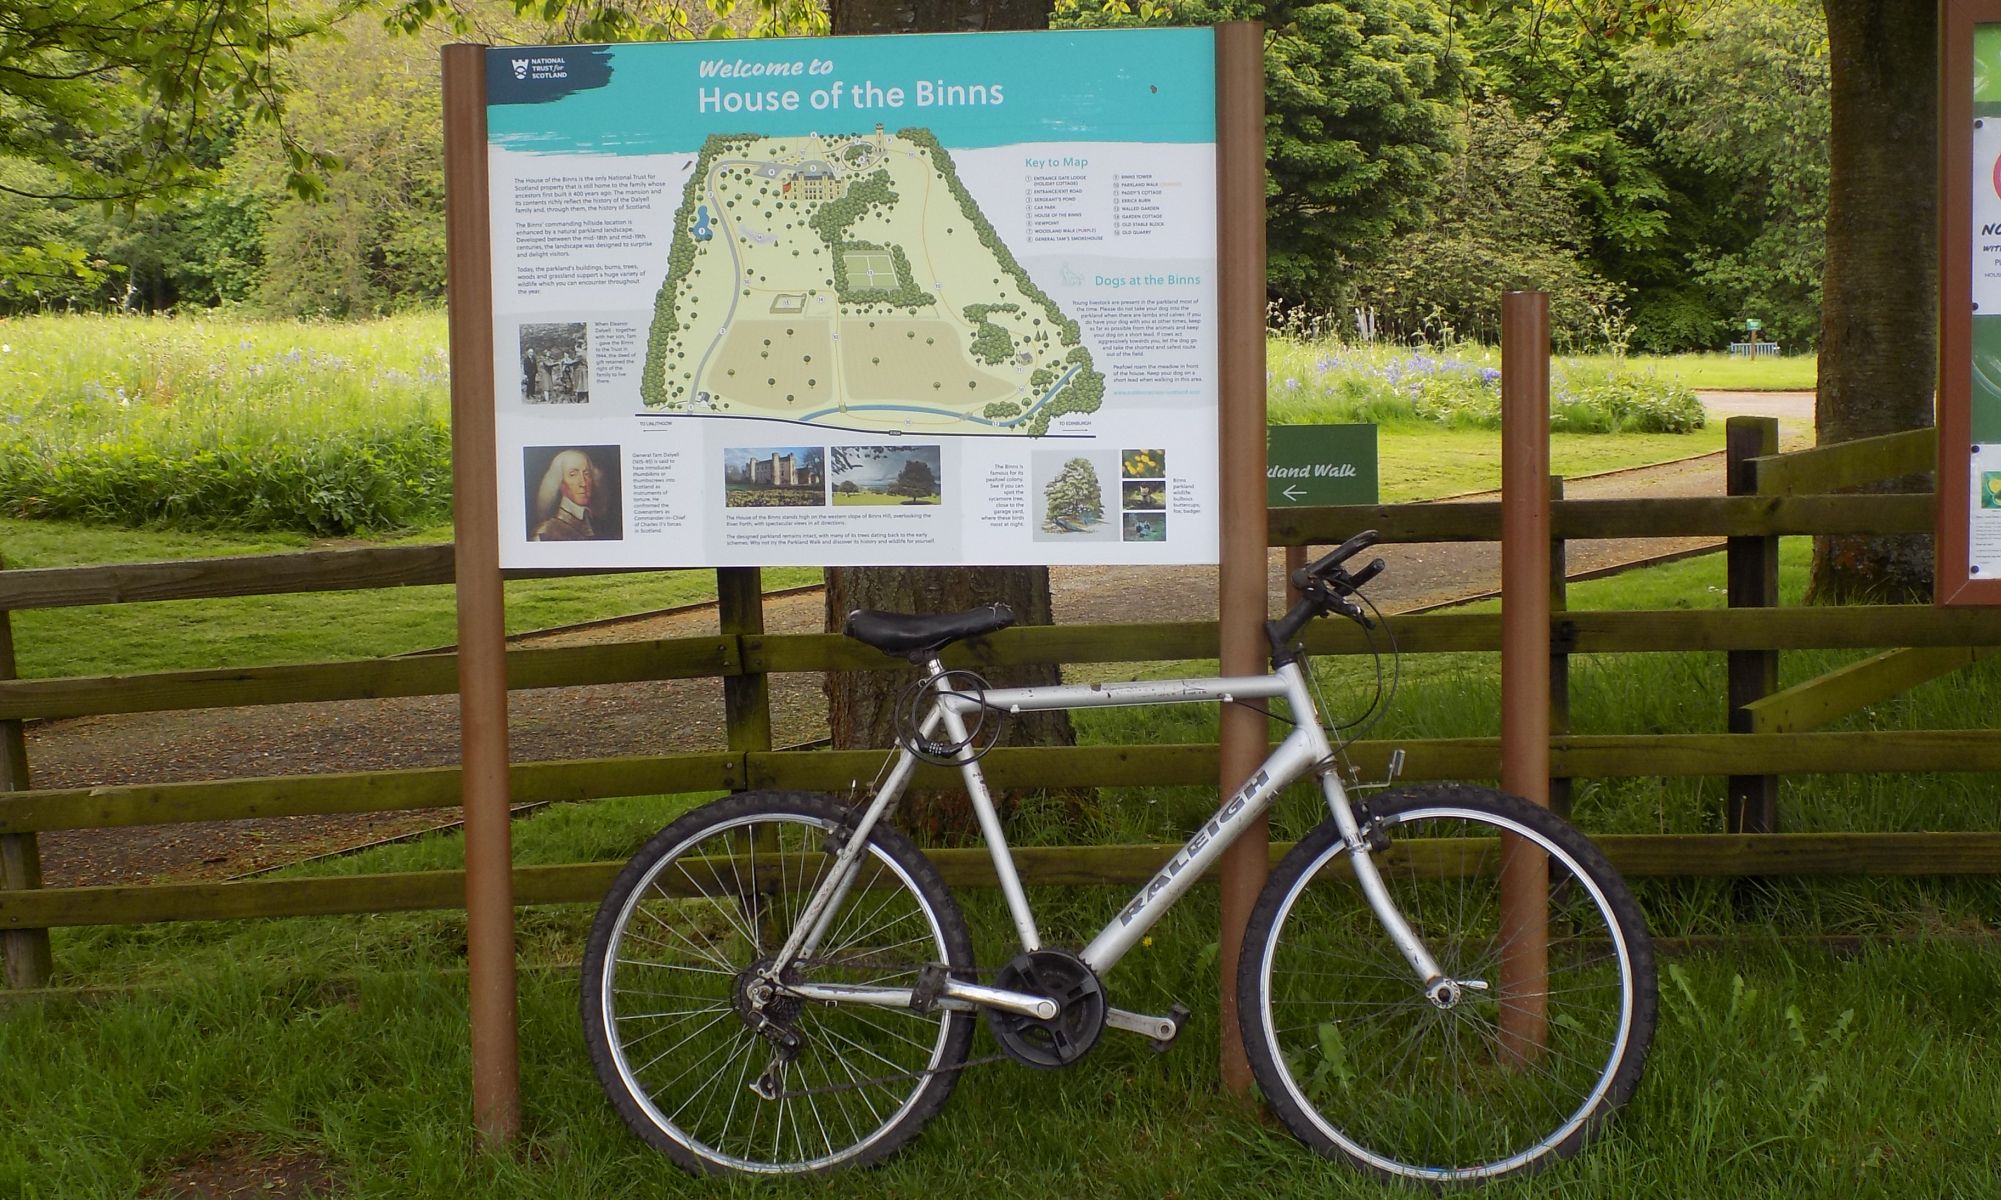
[762,1047,1013,1101]
[755,955,1012,1102]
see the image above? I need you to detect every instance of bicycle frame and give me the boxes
[774,656,1448,1014]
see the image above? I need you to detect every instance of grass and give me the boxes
[832,491,941,506]
[1265,341,1708,434]
[0,515,820,679]
[0,313,453,533]
[1376,424,1722,501]
[0,313,1735,535]
[4,548,1998,1197]
[1268,339,1813,395]
[0,311,1733,678]
[1610,351,1816,392]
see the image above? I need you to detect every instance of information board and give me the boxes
[481,30,1220,569]
[1946,9,2001,602]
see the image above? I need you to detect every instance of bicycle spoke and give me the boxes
[584,797,973,1174]
[1246,791,1652,1183]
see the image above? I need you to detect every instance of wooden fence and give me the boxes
[3,414,1998,987]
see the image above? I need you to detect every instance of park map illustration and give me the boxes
[642,128,1105,436]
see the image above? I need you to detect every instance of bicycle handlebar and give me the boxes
[1265,529,1386,666]
[1290,529,1380,593]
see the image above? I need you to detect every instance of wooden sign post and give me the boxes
[1214,20,1268,1096]
[442,43,522,1148]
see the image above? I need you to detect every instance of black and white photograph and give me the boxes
[519,321,591,404]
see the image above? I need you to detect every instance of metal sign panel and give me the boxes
[480,29,1222,569]
[1266,424,1378,508]
[1943,4,2001,603]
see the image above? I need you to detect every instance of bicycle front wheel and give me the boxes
[581,790,976,1175]
[1240,784,1656,1184]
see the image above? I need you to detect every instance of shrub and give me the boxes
[1266,341,1706,435]
[0,313,453,534]
[1553,373,1707,434]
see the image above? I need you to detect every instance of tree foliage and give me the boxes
[0,0,826,307]
[1623,0,1828,350]
[243,17,449,316]
[891,458,939,498]
[1054,0,1468,312]
[0,0,1843,362]
[1351,97,1619,346]
[0,0,333,204]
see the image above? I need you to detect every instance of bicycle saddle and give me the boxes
[842,604,1015,658]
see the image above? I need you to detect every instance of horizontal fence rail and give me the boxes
[0,493,1938,615]
[8,832,2001,930]
[3,415,1996,964]
[7,606,2001,722]
[1748,426,1937,497]
[7,730,2001,838]
[0,638,738,722]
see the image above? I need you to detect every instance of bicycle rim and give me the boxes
[595,806,963,1173]
[1252,799,1645,1183]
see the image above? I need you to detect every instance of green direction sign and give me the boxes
[1744,318,1763,332]
[1267,423,1379,507]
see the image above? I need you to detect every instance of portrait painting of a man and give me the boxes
[524,445,622,542]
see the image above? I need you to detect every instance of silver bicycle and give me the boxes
[581,531,1658,1183]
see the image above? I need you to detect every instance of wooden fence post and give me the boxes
[0,557,54,990]
[1549,476,1572,821]
[718,568,772,770]
[1498,291,1551,1063]
[1726,415,1781,834]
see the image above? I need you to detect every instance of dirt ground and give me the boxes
[21,393,1812,886]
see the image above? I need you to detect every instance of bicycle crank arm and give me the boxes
[786,979,1058,1021]
[1105,1002,1191,1049]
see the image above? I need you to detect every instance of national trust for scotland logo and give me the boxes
[512,58,530,80]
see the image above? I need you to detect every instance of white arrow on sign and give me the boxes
[1282,485,1307,502]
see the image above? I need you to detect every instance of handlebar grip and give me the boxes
[1346,557,1386,590]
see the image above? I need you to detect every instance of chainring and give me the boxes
[985,948,1107,1069]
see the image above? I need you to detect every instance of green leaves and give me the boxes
[1055,0,1468,313]
[1310,1021,1355,1093]
[0,0,829,307]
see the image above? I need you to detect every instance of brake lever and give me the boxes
[1332,594,1374,630]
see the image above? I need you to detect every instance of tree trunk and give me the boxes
[824,0,1072,842]
[1812,0,1937,602]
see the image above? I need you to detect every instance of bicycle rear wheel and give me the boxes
[1239,784,1656,1184]
[581,790,975,1175]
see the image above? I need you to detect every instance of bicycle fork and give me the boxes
[1287,663,1459,1004]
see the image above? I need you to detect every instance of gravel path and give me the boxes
[24,392,1813,886]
